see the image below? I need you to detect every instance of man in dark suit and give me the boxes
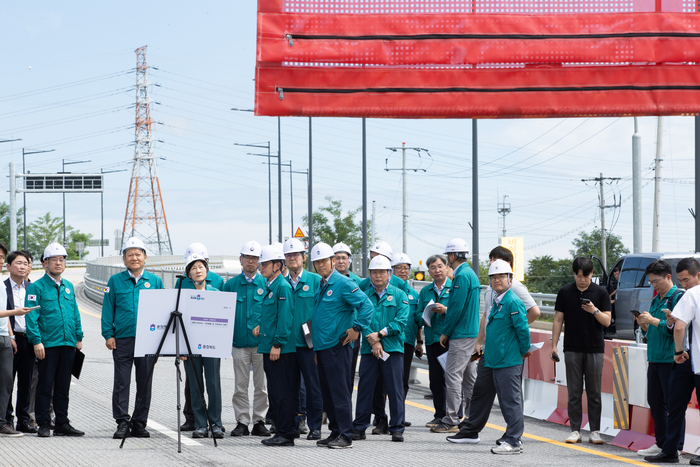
[4,250,35,433]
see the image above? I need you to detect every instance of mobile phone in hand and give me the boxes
[630,310,640,318]
[551,352,560,362]
[580,298,592,305]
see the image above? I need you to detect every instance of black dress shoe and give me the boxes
[16,421,38,434]
[130,422,150,438]
[53,423,84,437]
[251,421,271,437]
[180,419,195,431]
[391,432,404,442]
[352,429,366,440]
[231,422,250,437]
[317,434,339,447]
[294,429,301,439]
[38,424,51,438]
[372,417,389,435]
[262,435,294,446]
[690,455,700,465]
[113,421,130,439]
[404,421,412,427]
[645,452,679,463]
[307,430,321,440]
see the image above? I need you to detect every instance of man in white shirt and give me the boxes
[3,251,34,433]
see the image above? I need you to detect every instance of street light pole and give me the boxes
[235,141,273,244]
[101,168,127,257]
[61,159,91,247]
[21,147,54,249]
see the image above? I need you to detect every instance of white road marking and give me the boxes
[147,419,201,446]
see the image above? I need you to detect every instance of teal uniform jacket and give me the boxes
[257,275,295,355]
[312,269,374,352]
[360,274,409,296]
[417,278,452,345]
[223,273,266,348]
[361,284,409,354]
[101,270,164,340]
[644,285,683,363]
[26,274,84,348]
[176,271,224,291]
[441,263,481,340]
[484,288,530,369]
[287,269,322,348]
[403,285,422,346]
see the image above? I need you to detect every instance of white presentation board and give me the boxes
[134,289,236,359]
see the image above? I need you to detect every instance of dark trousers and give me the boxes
[460,358,496,434]
[0,336,13,426]
[350,335,361,386]
[372,372,387,420]
[317,343,354,441]
[353,352,405,433]
[297,374,307,420]
[647,362,674,449]
[426,342,448,419]
[294,346,323,431]
[662,359,697,455]
[112,337,153,424]
[263,352,299,440]
[36,346,75,426]
[564,351,604,432]
[5,333,35,425]
[183,373,194,423]
[185,356,222,429]
[403,343,414,399]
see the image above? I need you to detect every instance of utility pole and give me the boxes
[235,141,273,244]
[371,200,376,247]
[497,195,511,239]
[22,148,55,248]
[632,118,642,253]
[582,173,621,271]
[9,163,17,251]
[385,142,429,255]
[652,117,663,252]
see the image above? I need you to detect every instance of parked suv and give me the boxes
[603,252,700,340]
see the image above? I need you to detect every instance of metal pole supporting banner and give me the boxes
[289,161,294,238]
[652,117,663,252]
[22,150,26,249]
[472,120,479,277]
[632,118,642,254]
[402,142,407,255]
[600,172,607,271]
[362,118,368,278]
[696,116,700,253]
[308,118,314,267]
[268,142,272,244]
[278,117,283,243]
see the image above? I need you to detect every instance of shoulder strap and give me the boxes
[667,288,685,310]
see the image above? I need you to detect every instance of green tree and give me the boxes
[0,202,25,249]
[302,196,372,255]
[569,228,629,276]
[26,212,91,260]
[523,255,573,294]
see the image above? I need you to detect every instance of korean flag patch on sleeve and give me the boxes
[104,287,110,293]
[28,294,37,301]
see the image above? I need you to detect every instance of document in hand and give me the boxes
[528,342,544,354]
[437,351,448,370]
[423,299,437,327]
[302,320,313,349]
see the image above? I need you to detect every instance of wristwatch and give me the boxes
[352,325,361,333]
[273,343,281,349]
[594,309,600,316]
[675,349,685,356]
[417,340,424,344]
[376,332,383,340]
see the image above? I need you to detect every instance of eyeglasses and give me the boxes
[649,277,665,286]
[12,262,29,267]
[48,257,66,263]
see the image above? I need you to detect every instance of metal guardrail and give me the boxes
[83,255,242,304]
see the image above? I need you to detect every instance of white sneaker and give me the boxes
[588,431,604,445]
[637,444,662,456]
[491,442,522,454]
[565,431,582,444]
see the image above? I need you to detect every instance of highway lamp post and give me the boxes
[22,148,55,249]
[61,159,91,247]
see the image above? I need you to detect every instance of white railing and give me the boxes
[84,255,242,304]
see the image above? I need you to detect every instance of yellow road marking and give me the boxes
[387,381,652,466]
[78,306,100,319]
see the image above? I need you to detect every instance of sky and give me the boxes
[1,2,697,270]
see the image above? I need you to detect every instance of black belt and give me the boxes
[13,331,26,337]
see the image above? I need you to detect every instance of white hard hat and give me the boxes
[371,241,393,260]
[185,253,209,276]
[240,240,262,257]
[333,242,352,256]
[368,256,392,271]
[488,259,513,276]
[391,252,411,267]
[184,242,208,260]
[122,237,146,255]
[444,238,469,254]
[260,244,285,263]
[283,238,306,255]
[310,242,335,262]
[43,242,67,260]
